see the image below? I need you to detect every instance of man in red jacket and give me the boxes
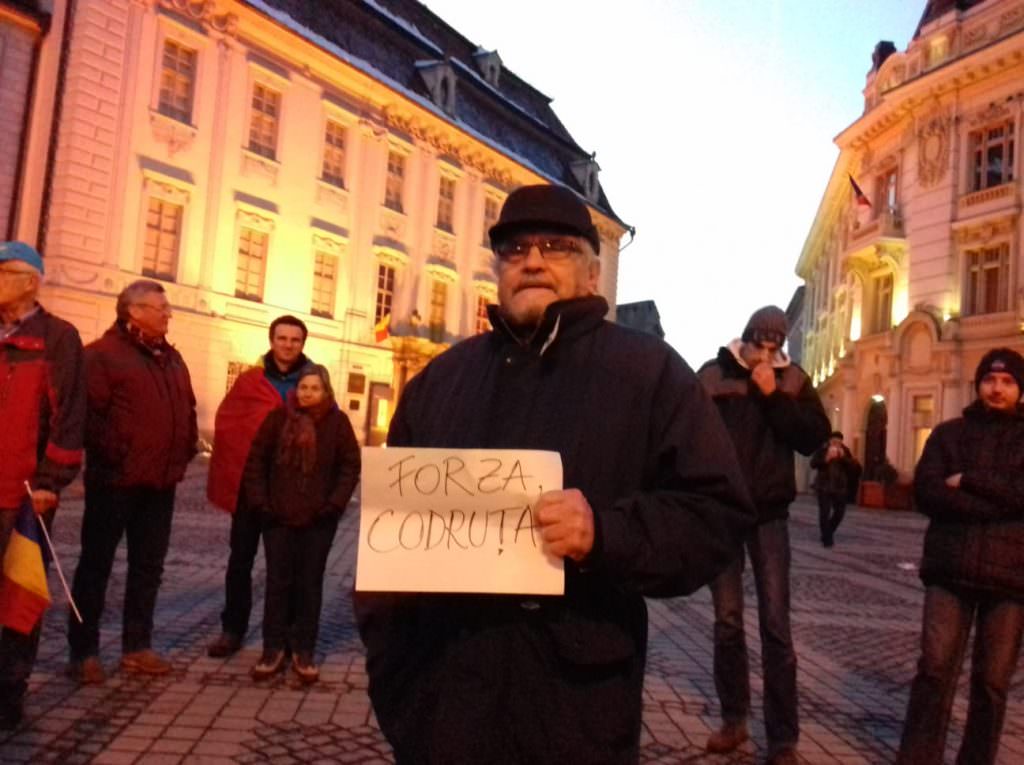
[0,242,86,729]
[66,280,197,683]
[205,315,311,658]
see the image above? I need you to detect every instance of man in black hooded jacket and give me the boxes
[355,184,755,764]
[897,348,1024,765]
[698,307,829,765]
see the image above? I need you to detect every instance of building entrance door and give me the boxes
[863,399,888,480]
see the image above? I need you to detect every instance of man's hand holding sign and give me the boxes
[357,447,567,594]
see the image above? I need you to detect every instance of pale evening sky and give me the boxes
[422,0,925,366]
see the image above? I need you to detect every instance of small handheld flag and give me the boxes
[0,498,51,635]
[849,174,872,209]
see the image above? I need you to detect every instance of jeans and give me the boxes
[816,493,846,545]
[0,506,55,702]
[68,485,175,659]
[220,498,264,637]
[710,517,797,754]
[261,515,338,655]
[897,585,1024,765]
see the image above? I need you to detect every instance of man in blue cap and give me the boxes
[0,242,86,729]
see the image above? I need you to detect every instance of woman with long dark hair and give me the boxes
[243,364,360,682]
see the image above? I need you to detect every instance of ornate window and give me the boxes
[385,151,405,212]
[311,251,337,318]
[870,273,893,335]
[322,119,346,188]
[437,176,455,232]
[429,279,447,342]
[475,294,491,334]
[876,167,898,213]
[235,227,268,301]
[158,40,196,124]
[142,198,182,281]
[375,263,395,325]
[969,120,1015,192]
[964,244,1010,315]
[482,196,500,247]
[248,83,280,160]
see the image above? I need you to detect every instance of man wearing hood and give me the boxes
[356,184,755,764]
[205,315,312,658]
[697,306,829,765]
[897,348,1024,765]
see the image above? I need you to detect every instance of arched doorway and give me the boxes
[863,399,888,480]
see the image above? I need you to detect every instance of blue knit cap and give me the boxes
[0,241,44,275]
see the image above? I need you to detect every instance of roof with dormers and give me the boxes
[242,0,624,227]
[915,0,986,36]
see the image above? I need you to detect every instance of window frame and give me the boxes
[968,119,1016,192]
[235,225,270,302]
[311,250,338,318]
[248,82,281,161]
[142,196,183,282]
[963,243,1011,316]
[384,150,406,212]
[157,38,197,125]
[374,263,396,325]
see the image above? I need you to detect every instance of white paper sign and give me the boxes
[356,447,565,594]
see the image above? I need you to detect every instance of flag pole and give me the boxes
[24,481,82,624]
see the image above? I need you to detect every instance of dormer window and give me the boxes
[416,60,457,114]
[473,49,503,88]
[570,156,600,202]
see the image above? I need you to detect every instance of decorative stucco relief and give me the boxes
[158,0,238,36]
[149,112,196,157]
[916,105,952,188]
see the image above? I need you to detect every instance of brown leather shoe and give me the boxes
[706,721,750,753]
[65,656,106,685]
[206,632,242,658]
[121,649,172,675]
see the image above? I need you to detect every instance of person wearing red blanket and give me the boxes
[0,242,86,730]
[206,315,311,658]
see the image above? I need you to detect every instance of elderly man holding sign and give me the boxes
[355,184,754,764]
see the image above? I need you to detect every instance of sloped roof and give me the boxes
[245,0,623,225]
[915,0,986,36]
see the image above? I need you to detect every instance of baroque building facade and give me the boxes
[18,0,627,444]
[797,0,1023,479]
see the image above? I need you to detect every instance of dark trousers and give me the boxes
[709,517,798,755]
[898,585,1024,765]
[816,492,846,545]
[68,485,175,659]
[0,506,55,702]
[261,515,338,655]
[220,500,264,637]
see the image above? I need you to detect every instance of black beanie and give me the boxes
[742,305,788,345]
[974,347,1024,392]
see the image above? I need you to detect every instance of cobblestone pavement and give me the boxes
[3,461,1023,763]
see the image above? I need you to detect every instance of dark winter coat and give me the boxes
[914,401,1024,600]
[355,295,755,764]
[243,405,360,528]
[810,443,860,502]
[83,322,197,490]
[698,343,830,522]
[0,306,86,507]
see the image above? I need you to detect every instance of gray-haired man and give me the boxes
[67,280,197,683]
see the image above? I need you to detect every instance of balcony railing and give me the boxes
[849,206,904,243]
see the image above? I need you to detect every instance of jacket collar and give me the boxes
[963,398,1024,421]
[263,351,309,380]
[487,295,608,355]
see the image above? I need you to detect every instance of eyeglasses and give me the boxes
[0,266,34,279]
[493,236,582,263]
[133,302,172,315]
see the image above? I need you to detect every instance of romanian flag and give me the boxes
[0,499,51,635]
[375,314,391,343]
[849,174,872,209]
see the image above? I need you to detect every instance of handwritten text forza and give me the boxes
[356,448,564,594]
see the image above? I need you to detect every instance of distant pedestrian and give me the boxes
[205,315,312,658]
[67,280,197,683]
[810,431,860,547]
[0,242,86,729]
[698,305,830,765]
[243,364,359,683]
[897,348,1024,765]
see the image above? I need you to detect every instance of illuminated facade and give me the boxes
[27,0,627,443]
[796,0,1023,478]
